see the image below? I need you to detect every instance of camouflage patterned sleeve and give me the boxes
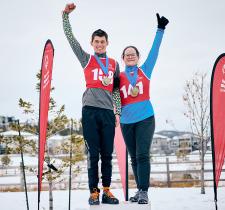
[112,62,121,115]
[62,12,90,68]
[112,88,121,116]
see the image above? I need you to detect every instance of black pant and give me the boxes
[121,116,155,191]
[82,106,115,192]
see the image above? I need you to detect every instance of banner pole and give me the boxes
[17,120,30,210]
[68,119,73,210]
[125,149,128,201]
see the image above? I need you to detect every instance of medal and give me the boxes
[94,54,111,86]
[130,86,139,97]
[102,76,111,86]
[125,65,139,97]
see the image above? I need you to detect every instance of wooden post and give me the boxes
[20,162,24,191]
[166,157,171,187]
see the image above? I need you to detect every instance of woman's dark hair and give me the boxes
[91,29,108,42]
[122,46,140,59]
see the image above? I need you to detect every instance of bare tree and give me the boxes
[183,72,210,194]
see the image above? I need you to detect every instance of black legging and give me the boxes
[121,116,155,191]
[82,106,115,192]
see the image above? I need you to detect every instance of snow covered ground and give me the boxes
[1,154,225,209]
[0,187,224,210]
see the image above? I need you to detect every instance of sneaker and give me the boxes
[102,187,119,204]
[129,190,139,202]
[88,188,100,205]
[138,190,148,204]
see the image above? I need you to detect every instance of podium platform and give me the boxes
[75,201,151,210]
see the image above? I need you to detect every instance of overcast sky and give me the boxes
[1,0,225,131]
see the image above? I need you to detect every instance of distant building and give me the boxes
[0,116,16,131]
[151,134,170,154]
[153,130,205,155]
[168,137,179,153]
[174,134,192,154]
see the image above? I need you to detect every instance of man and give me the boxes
[62,3,121,205]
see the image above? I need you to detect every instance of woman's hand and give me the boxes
[156,13,169,29]
[115,114,120,127]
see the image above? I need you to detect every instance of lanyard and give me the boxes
[94,54,109,76]
[125,65,138,87]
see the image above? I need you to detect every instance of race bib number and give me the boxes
[92,68,113,83]
[120,81,143,98]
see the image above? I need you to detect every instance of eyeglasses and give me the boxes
[124,53,137,58]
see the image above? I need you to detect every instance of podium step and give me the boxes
[75,201,151,210]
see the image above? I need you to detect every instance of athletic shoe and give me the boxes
[129,190,140,202]
[102,187,119,204]
[138,190,148,204]
[88,188,100,205]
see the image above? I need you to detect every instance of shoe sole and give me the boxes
[129,199,138,202]
[89,203,100,205]
[138,201,149,204]
[102,201,119,204]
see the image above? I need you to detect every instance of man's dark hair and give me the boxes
[91,29,108,42]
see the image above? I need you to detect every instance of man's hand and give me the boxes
[156,13,169,30]
[115,114,120,127]
[63,3,76,14]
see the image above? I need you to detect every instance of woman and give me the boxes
[119,13,169,204]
